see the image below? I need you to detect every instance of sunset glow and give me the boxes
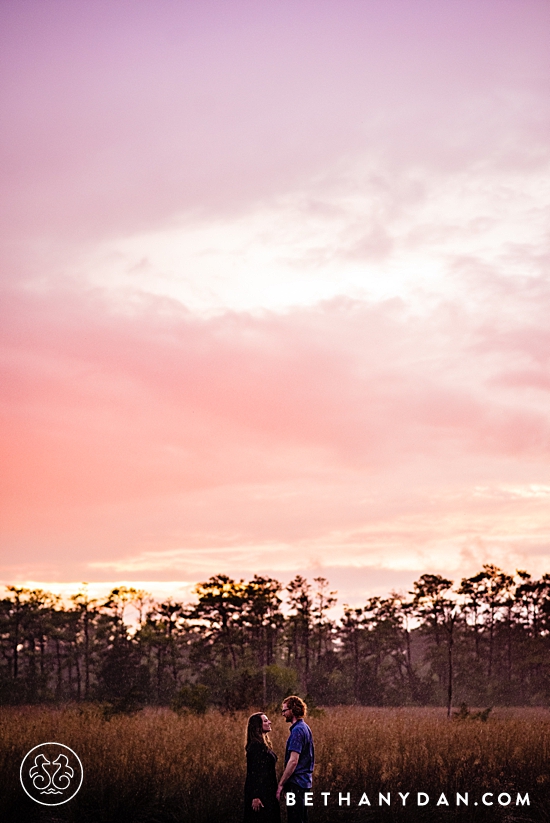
[2,0,550,603]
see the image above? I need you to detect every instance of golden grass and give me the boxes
[2,706,549,821]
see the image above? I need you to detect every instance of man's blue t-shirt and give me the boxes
[284,718,314,789]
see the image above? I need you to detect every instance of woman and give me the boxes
[243,712,281,822]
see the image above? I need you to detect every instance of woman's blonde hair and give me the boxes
[245,712,273,751]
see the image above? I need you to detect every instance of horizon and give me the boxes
[1,560,544,618]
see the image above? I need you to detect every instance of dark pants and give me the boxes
[284,782,309,823]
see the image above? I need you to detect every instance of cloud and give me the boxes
[2,0,550,596]
[2,0,549,257]
[3,281,548,494]
[2,273,550,585]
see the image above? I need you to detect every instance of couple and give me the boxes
[244,695,314,823]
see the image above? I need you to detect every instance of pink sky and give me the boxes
[1,0,550,605]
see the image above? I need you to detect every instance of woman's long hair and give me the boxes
[245,712,273,751]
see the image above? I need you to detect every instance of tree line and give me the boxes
[1,565,549,711]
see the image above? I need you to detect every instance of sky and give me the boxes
[1,0,550,608]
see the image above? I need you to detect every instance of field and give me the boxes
[1,706,549,822]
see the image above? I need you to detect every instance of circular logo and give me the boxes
[20,742,83,806]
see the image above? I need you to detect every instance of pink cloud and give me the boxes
[3,282,548,505]
[492,371,550,392]
[2,276,550,586]
[1,0,549,253]
[2,0,550,594]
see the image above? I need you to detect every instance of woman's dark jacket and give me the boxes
[243,741,281,822]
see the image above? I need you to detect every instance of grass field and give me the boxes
[1,706,549,822]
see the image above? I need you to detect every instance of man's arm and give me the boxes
[276,751,299,800]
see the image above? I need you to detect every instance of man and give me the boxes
[276,695,314,822]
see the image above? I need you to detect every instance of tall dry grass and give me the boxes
[1,706,548,822]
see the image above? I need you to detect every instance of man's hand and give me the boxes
[276,751,299,801]
[252,798,264,812]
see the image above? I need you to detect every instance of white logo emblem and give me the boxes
[20,742,83,805]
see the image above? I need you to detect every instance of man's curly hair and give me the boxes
[283,695,307,718]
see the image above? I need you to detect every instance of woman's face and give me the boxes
[261,714,272,732]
